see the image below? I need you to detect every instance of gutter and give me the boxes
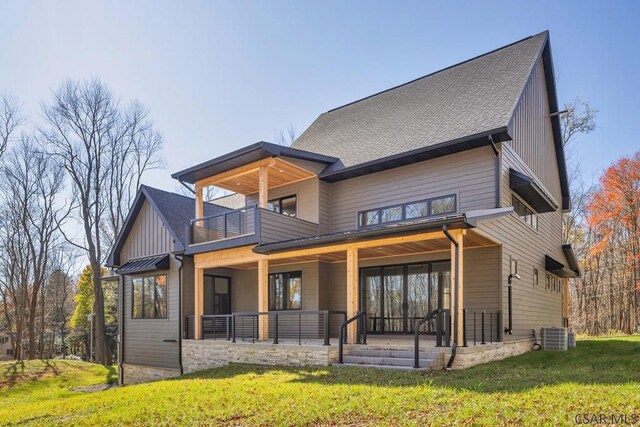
[442,225,459,369]
[488,136,502,209]
[174,253,185,375]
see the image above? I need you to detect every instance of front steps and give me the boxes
[339,348,443,370]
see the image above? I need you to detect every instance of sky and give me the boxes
[1,0,639,194]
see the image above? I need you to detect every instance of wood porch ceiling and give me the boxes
[226,229,496,269]
[197,157,315,194]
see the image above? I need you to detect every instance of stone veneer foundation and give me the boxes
[450,339,535,369]
[122,364,180,385]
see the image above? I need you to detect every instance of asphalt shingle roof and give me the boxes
[292,32,549,168]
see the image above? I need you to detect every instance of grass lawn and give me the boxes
[2,336,640,426]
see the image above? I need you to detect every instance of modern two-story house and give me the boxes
[107,31,580,384]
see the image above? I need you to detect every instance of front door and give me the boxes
[360,261,451,334]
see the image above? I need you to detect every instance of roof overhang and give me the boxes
[115,254,171,275]
[318,128,511,183]
[545,254,578,278]
[171,141,339,185]
[562,244,580,277]
[509,168,558,213]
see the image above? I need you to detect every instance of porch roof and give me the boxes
[253,214,470,254]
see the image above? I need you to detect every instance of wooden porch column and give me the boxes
[258,165,269,208]
[258,259,269,340]
[449,230,465,345]
[194,267,204,339]
[346,247,359,343]
[195,184,204,219]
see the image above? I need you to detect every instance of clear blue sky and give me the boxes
[1,1,639,192]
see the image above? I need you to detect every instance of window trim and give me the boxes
[357,193,458,228]
[131,273,168,319]
[268,270,303,311]
[267,194,298,218]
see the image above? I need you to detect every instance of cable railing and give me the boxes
[189,205,256,245]
[462,309,502,347]
[414,309,450,368]
[186,311,346,345]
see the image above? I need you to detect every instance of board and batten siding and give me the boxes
[508,58,562,204]
[329,147,497,232]
[120,200,175,263]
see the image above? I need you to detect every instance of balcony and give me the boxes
[185,205,319,254]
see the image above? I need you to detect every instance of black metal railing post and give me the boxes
[232,314,236,343]
[273,313,279,344]
[200,316,204,340]
[444,310,451,347]
[462,309,467,347]
[436,310,443,347]
[473,312,477,346]
[323,312,330,346]
[497,311,502,342]
[481,311,486,344]
[490,312,494,343]
[298,313,302,345]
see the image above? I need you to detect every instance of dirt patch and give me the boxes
[70,383,118,393]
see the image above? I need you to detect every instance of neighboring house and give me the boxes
[107,31,580,384]
[0,333,13,361]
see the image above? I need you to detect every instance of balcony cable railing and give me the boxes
[189,205,257,245]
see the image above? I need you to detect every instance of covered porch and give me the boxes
[186,224,503,354]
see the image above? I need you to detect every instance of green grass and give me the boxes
[2,336,640,426]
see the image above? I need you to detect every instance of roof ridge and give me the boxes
[324,30,549,114]
[141,184,197,202]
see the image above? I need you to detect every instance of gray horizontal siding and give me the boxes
[329,147,496,232]
[123,255,180,369]
[247,177,320,224]
[259,209,319,243]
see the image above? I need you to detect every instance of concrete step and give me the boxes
[342,355,436,368]
[348,348,439,359]
[337,363,430,371]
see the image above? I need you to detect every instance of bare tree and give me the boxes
[0,94,24,158]
[274,124,297,146]
[0,138,67,358]
[40,79,164,364]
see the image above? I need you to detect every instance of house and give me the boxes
[107,31,580,384]
[0,332,12,361]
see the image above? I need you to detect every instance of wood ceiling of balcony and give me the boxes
[197,157,316,194]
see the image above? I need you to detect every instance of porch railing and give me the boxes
[462,309,502,346]
[186,311,347,345]
[189,205,257,245]
[338,311,367,364]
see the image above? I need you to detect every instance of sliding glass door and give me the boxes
[360,261,450,334]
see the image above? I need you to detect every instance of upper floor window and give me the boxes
[533,268,539,287]
[269,271,302,310]
[268,195,297,218]
[512,195,538,230]
[132,274,167,319]
[0,336,8,344]
[358,194,457,228]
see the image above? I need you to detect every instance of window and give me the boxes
[533,268,538,287]
[132,274,167,319]
[430,195,456,216]
[553,277,558,293]
[6,348,12,356]
[268,195,297,218]
[512,195,538,230]
[0,336,8,344]
[269,271,302,310]
[545,274,551,291]
[358,194,457,227]
[510,257,518,275]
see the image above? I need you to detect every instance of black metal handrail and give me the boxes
[338,311,367,364]
[414,309,450,369]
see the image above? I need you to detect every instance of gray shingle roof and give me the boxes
[292,32,548,168]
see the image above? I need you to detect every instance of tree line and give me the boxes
[0,79,164,363]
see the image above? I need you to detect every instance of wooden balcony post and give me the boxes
[195,184,204,219]
[258,259,269,340]
[258,165,269,209]
[346,247,359,343]
[194,267,204,339]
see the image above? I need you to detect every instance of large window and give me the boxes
[358,194,457,228]
[132,274,167,319]
[268,195,297,218]
[512,195,538,230]
[269,271,302,310]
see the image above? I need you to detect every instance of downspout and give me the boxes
[118,274,125,385]
[175,253,185,375]
[488,136,501,209]
[442,225,459,369]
